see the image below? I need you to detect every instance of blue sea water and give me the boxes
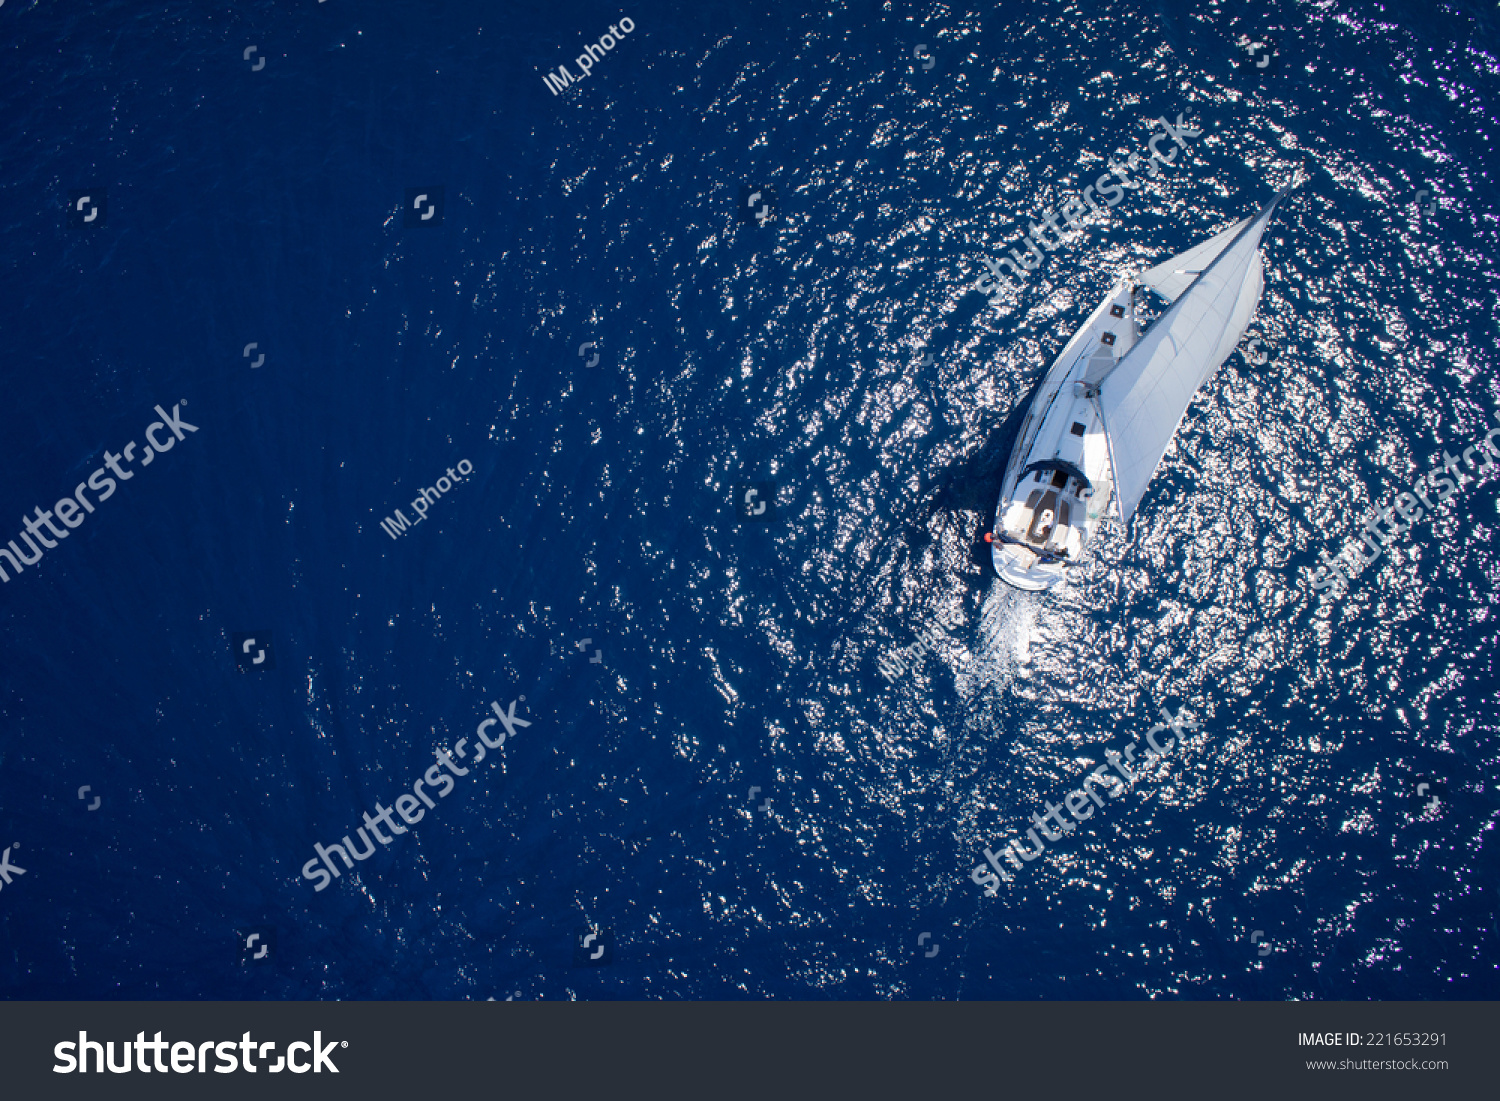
[1,0,1498,1000]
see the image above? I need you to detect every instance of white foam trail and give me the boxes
[957,583,1038,699]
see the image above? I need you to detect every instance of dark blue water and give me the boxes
[2,0,1498,1000]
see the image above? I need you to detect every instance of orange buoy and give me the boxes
[983,532,993,543]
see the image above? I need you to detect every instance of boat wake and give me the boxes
[953,583,1040,706]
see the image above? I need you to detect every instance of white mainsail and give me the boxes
[1095,183,1291,523]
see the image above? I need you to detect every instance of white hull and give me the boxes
[990,281,1137,590]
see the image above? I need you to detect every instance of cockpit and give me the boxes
[1011,461,1092,560]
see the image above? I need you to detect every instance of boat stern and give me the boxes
[991,539,1066,591]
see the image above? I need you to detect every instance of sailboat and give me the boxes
[988,181,1294,591]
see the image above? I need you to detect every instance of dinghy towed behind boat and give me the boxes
[988,181,1294,591]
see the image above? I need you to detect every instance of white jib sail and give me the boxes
[1096,184,1291,523]
[1136,216,1250,304]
